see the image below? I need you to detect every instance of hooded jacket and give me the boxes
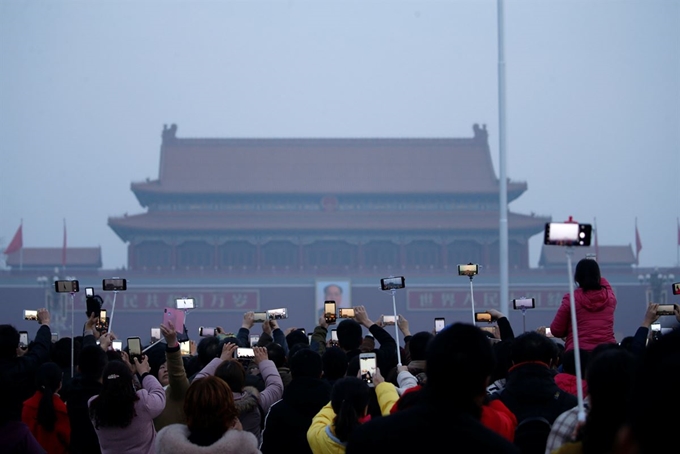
[550,277,617,351]
[155,423,261,454]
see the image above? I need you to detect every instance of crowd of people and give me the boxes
[1,259,679,454]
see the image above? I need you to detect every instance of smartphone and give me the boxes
[102,278,127,291]
[199,327,217,337]
[324,301,337,325]
[673,282,680,295]
[150,327,161,342]
[23,310,38,321]
[19,331,29,348]
[339,308,355,319]
[359,352,377,387]
[475,312,492,323]
[458,264,479,277]
[380,276,405,291]
[96,309,108,331]
[253,311,268,323]
[55,280,79,293]
[180,341,191,356]
[650,323,661,332]
[331,329,338,343]
[175,297,195,310]
[657,304,676,316]
[267,308,288,320]
[513,298,536,310]
[249,334,260,347]
[86,296,101,317]
[434,317,445,334]
[163,307,185,330]
[382,315,399,325]
[127,337,142,361]
[308,333,313,344]
[235,347,255,360]
[545,327,554,338]
[544,222,592,246]
[112,340,122,351]
[51,332,59,342]
[480,326,497,336]
[85,287,95,298]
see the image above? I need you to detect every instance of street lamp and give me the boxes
[638,268,675,304]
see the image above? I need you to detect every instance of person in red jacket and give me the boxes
[550,258,617,352]
[22,361,71,454]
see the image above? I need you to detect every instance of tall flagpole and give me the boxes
[497,0,509,314]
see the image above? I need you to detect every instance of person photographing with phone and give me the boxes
[550,258,617,352]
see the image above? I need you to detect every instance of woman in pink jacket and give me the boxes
[550,258,617,352]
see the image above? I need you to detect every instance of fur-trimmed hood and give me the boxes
[156,424,261,454]
[234,386,261,414]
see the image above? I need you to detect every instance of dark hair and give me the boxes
[197,336,222,366]
[266,342,286,368]
[285,330,309,350]
[574,258,602,291]
[510,331,558,366]
[52,337,81,369]
[336,319,362,351]
[89,361,139,428]
[290,348,322,379]
[322,346,348,381]
[35,362,63,432]
[562,349,590,377]
[215,359,246,393]
[580,348,636,454]
[408,331,434,361]
[185,376,238,439]
[78,345,108,380]
[330,377,369,442]
[0,324,19,359]
[426,323,495,417]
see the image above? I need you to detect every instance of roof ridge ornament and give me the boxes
[162,123,178,143]
[472,123,488,142]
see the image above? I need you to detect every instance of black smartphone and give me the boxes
[544,222,592,246]
[331,329,338,343]
[23,310,38,321]
[359,352,377,387]
[324,301,337,325]
[127,337,142,361]
[55,280,79,293]
[672,282,680,296]
[339,308,355,319]
[86,295,102,318]
[457,264,479,276]
[19,331,29,348]
[434,317,445,334]
[253,311,268,323]
[380,276,405,291]
[657,304,676,316]
[103,278,127,291]
[96,309,108,331]
[475,312,492,323]
[85,287,95,297]
[235,347,255,360]
[512,297,536,310]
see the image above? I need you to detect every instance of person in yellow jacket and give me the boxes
[307,367,398,454]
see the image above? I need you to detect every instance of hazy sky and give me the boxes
[1,0,678,271]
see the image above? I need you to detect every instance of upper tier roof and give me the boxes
[130,124,527,201]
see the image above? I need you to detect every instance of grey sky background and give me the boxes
[1,0,678,271]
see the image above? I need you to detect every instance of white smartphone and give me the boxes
[545,327,554,338]
[331,329,338,342]
[112,340,122,351]
[150,327,161,342]
[359,352,377,387]
[250,335,259,347]
[434,317,445,334]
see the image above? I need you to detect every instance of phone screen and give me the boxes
[128,337,142,357]
[112,340,122,351]
[435,318,445,334]
[673,282,680,295]
[339,308,355,318]
[51,332,59,342]
[85,287,94,297]
[383,315,397,325]
[24,310,38,321]
[253,312,268,323]
[657,304,676,315]
[180,341,191,356]
[324,301,337,324]
[150,327,161,340]
[103,278,127,291]
[268,308,288,320]
[475,312,492,323]
[331,329,338,342]
[236,348,255,359]
[513,298,535,310]
[19,332,29,348]
[650,323,661,332]
[176,298,195,309]
[545,327,554,338]
[360,354,377,386]
[250,335,260,347]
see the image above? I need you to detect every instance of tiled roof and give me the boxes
[108,210,549,240]
[5,248,102,267]
[538,245,636,267]
[130,125,527,197]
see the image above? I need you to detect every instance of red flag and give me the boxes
[635,220,642,264]
[4,223,23,255]
[62,219,67,267]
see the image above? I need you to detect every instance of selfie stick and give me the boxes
[565,246,586,423]
[468,275,476,325]
[70,292,75,378]
[108,291,118,334]
[388,289,403,366]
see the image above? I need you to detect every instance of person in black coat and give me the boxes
[346,323,519,454]
[260,347,331,454]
